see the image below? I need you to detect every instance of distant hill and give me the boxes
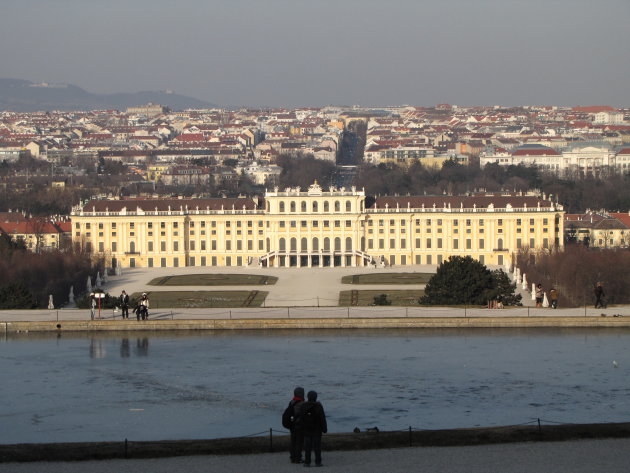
[0,78,216,112]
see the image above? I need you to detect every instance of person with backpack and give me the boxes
[282,386,305,464]
[299,390,327,467]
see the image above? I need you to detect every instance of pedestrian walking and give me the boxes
[282,386,305,464]
[119,290,130,319]
[594,282,606,308]
[299,390,327,467]
[535,284,544,308]
[549,288,558,309]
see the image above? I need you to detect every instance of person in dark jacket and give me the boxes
[594,282,606,308]
[299,390,327,467]
[119,290,130,319]
[282,386,305,464]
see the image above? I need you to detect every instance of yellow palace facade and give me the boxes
[71,183,564,269]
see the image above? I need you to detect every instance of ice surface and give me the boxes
[1,328,630,443]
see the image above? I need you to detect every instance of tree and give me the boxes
[420,256,495,305]
[0,281,37,309]
[487,270,522,306]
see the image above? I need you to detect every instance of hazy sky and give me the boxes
[1,0,629,108]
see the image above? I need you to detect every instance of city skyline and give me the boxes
[2,0,629,108]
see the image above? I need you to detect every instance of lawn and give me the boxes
[129,291,268,308]
[148,274,278,286]
[339,289,425,306]
[341,273,433,285]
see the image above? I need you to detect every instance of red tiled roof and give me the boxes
[80,197,258,213]
[174,133,206,142]
[371,194,555,210]
[572,106,616,113]
[609,212,630,228]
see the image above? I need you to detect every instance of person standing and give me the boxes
[300,390,327,468]
[535,284,544,308]
[89,293,96,320]
[282,386,305,464]
[594,282,606,308]
[138,292,150,320]
[119,290,130,319]
[549,288,558,309]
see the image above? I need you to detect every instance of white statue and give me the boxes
[68,286,75,305]
[48,295,54,310]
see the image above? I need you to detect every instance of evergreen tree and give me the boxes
[487,269,522,306]
[0,281,37,309]
[420,256,495,305]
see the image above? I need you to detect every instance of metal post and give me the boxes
[409,426,412,447]
[230,310,232,319]
[171,310,173,320]
[464,306,467,318]
[406,307,408,318]
[347,307,350,318]
[56,310,59,322]
[537,418,542,434]
[287,307,290,318]
[269,428,273,452]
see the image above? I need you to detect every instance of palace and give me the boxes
[71,183,564,270]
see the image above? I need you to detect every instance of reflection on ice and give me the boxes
[1,328,630,443]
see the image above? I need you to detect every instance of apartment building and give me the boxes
[71,183,564,269]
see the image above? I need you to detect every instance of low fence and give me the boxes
[1,305,629,323]
[2,419,630,462]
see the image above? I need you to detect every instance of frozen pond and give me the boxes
[2,328,630,443]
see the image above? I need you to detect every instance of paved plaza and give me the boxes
[1,264,629,321]
[3,438,630,473]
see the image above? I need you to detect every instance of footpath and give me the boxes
[3,438,630,473]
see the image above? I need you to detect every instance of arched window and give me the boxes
[324,237,330,251]
[130,241,136,253]
[290,201,296,212]
[346,201,351,212]
[334,237,341,251]
[334,201,340,212]
[312,202,318,212]
[360,237,365,252]
[301,237,308,251]
[345,237,352,251]
[497,238,503,250]
[301,201,307,212]
[266,238,270,252]
[312,237,319,251]
[279,238,286,251]
[324,201,329,212]
[290,238,297,252]
[279,202,285,212]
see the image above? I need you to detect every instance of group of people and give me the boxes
[120,290,150,320]
[534,281,609,309]
[534,284,559,309]
[283,387,328,467]
[88,291,150,320]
